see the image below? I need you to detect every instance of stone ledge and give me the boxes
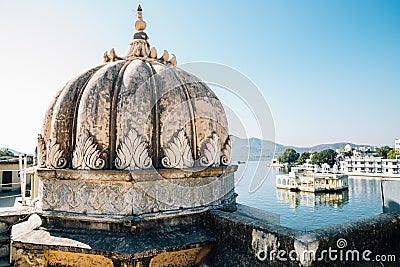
[40,207,210,232]
[11,214,216,265]
[36,165,238,182]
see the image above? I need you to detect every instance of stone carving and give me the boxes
[150,47,157,58]
[199,132,220,167]
[132,39,150,58]
[169,54,177,66]
[115,129,152,170]
[12,248,46,267]
[42,180,129,215]
[220,135,232,166]
[162,130,194,169]
[160,50,169,62]
[103,48,123,63]
[72,129,106,170]
[46,139,67,169]
[37,134,47,168]
[40,169,235,215]
[125,42,177,65]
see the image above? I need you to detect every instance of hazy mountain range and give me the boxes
[231,136,371,161]
[2,139,371,162]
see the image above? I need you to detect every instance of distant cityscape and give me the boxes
[231,135,399,162]
[274,138,400,178]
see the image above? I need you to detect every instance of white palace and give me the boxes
[340,156,399,176]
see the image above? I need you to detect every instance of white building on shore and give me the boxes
[340,156,399,176]
[395,139,400,152]
[0,156,33,192]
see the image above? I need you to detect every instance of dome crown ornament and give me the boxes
[103,4,177,66]
[134,4,147,32]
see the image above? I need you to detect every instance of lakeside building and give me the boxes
[277,169,348,193]
[336,141,400,177]
[396,139,400,152]
[302,162,339,173]
[0,155,33,192]
[340,156,399,176]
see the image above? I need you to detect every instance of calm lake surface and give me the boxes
[235,161,382,231]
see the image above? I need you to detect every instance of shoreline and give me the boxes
[346,172,400,179]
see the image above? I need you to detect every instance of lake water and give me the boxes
[235,161,383,231]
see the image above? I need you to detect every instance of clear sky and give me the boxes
[0,0,399,153]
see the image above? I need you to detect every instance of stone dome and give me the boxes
[37,6,231,171]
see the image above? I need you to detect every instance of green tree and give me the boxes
[376,146,392,159]
[297,152,311,165]
[387,149,400,160]
[340,146,353,157]
[278,149,299,164]
[0,149,14,157]
[309,149,337,167]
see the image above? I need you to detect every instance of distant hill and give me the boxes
[0,147,32,156]
[231,136,370,161]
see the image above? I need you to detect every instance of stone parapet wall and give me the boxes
[205,208,400,266]
[7,205,400,266]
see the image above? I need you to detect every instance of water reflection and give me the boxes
[235,162,382,230]
[276,189,349,209]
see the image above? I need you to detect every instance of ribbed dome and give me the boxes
[38,59,231,170]
[35,5,237,218]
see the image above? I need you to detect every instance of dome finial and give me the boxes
[135,4,147,31]
[123,4,177,65]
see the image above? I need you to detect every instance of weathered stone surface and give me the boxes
[41,58,231,170]
[204,209,400,267]
[46,250,114,267]
[48,65,103,169]
[0,222,7,233]
[10,213,215,267]
[9,208,400,267]
[0,213,32,263]
[38,167,237,216]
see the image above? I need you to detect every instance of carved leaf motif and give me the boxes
[221,135,232,166]
[72,129,106,170]
[46,139,67,169]
[199,132,221,167]
[162,130,194,169]
[37,134,47,168]
[115,129,152,170]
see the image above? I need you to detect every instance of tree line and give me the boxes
[0,149,14,157]
[278,145,400,167]
[375,146,399,159]
[278,148,338,167]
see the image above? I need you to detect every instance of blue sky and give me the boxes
[0,1,399,153]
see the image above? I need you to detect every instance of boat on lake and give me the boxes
[276,170,348,193]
